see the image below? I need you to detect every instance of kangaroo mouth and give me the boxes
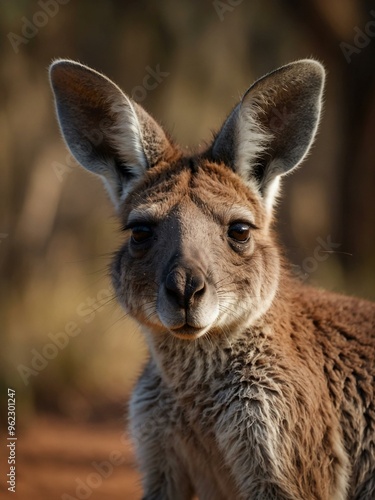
[168,323,210,340]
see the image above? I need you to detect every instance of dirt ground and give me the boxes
[0,413,142,500]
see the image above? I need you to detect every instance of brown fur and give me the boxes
[50,59,375,499]
[117,160,375,499]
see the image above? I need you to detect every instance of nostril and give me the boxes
[185,274,206,305]
[164,268,207,308]
[193,282,205,298]
[165,271,185,308]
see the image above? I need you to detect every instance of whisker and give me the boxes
[213,274,236,289]
[102,311,136,335]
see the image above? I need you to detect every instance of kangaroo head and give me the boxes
[50,59,324,340]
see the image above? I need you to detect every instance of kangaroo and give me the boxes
[50,59,375,500]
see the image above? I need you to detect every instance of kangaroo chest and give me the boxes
[151,336,286,494]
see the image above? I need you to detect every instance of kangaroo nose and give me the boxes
[165,267,206,309]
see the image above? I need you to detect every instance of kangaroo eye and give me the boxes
[131,226,153,244]
[228,222,251,243]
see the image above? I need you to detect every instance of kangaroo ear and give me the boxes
[49,60,171,208]
[211,60,325,212]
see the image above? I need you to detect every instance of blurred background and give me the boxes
[0,0,374,497]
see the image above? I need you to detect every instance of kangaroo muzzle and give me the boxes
[157,257,219,339]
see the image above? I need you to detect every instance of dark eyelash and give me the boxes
[230,219,259,230]
[122,221,156,232]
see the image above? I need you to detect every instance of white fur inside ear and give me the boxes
[110,97,147,171]
[104,97,149,207]
[101,175,122,210]
[263,175,281,214]
[235,104,272,193]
